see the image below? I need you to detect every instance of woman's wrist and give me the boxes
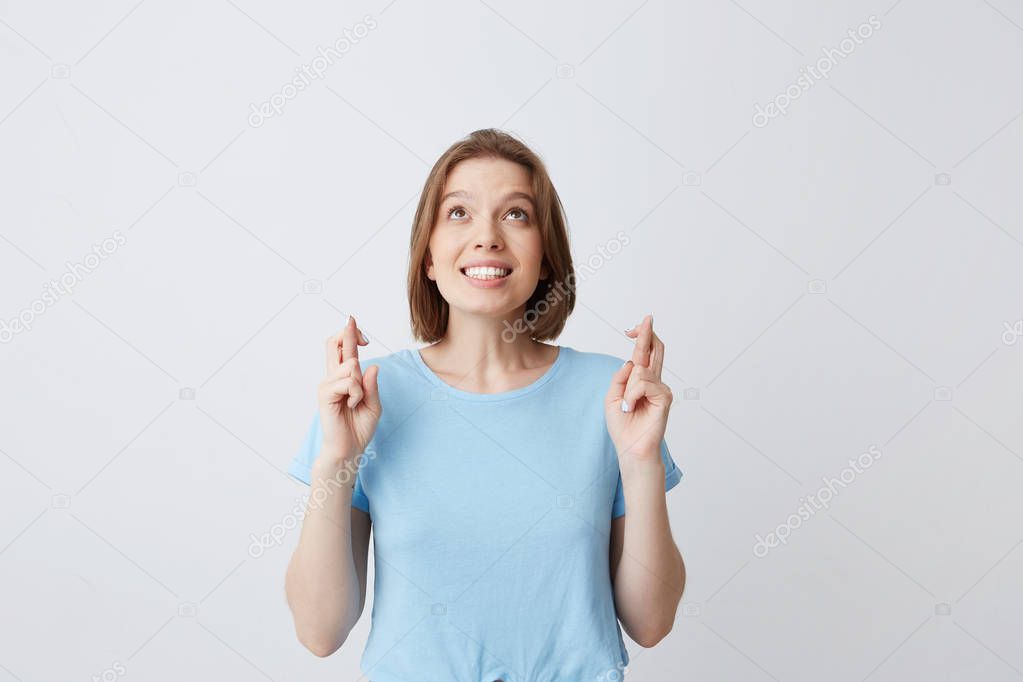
[618,452,665,485]
[312,448,360,487]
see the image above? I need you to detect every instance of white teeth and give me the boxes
[463,266,510,280]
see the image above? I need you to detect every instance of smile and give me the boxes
[460,266,511,280]
[460,265,512,289]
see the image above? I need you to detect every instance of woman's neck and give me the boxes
[420,334,559,394]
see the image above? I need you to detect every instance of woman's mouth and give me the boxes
[460,266,512,288]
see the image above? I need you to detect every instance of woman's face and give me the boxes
[426,156,548,319]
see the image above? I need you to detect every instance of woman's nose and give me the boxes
[476,237,502,250]
[474,221,504,249]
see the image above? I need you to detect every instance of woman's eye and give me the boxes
[446,206,528,221]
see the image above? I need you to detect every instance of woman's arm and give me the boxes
[285,454,372,656]
[285,315,381,656]
[609,456,685,647]
[606,314,684,647]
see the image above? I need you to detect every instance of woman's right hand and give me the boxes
[317,315,382,464]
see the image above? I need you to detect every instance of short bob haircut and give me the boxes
[408,128,576,343]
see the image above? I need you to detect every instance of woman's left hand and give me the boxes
[605,314,673,464]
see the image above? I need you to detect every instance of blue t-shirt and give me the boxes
[288,344,682,681]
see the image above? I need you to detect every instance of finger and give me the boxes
[631,314,653,368]
[347,376,364,408]
[319,375,356,405]
[332,354,364,403]
[641,316,655,367]
[361,364,382,415]
[650,334,664,379]
[624,314,652,334]
[626,314,649,338]
[620,361,650,412]
[622,370,670,413]
[325,334,342,374]
[621,378,671,411]
[344,357,364,408]
[619,370,640,413]
[341,315,359,364]
[605,359,633,407]
[344,319,370,407]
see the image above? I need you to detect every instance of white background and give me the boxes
[2,0,1023,680]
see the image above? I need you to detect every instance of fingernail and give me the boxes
[359,330,370,343]
[620,400,630,412]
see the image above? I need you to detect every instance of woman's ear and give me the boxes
[424,250,435,281]
[539,260,550,280]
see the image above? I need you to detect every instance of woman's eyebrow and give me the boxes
[441,190,471,203]
[440,190,536,208]
[502,191,536,208]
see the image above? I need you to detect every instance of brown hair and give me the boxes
[408,128,576,343]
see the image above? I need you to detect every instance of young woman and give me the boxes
[284,129,685,681]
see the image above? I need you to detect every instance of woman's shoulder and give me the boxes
[560,345,627,375]
[557,346,630,392]
[359,347,421,383]
[359,347,437,400]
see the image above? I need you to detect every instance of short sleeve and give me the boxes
[287,411,370,514]
[611,438,682,519]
